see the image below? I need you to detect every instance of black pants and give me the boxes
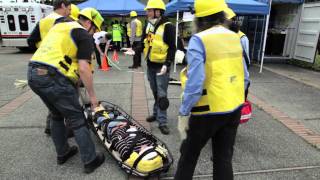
[94,43,106,68]
[174,109,241,180]
[131,41,142,67]
[112,41,121,51]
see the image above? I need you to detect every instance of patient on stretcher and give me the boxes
[93,105,167,173]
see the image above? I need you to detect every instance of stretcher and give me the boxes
[84,101,173,177]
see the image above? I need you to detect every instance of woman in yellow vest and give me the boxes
[28,8,105,174]
[174,0,245,179]
[127,11,143,68]
[143,0,176,135]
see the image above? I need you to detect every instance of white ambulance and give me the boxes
[0,0,52,49]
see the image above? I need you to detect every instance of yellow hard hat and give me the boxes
[224,7,236,20]
[194,0,228,18]
[144,0,166,11]
[130,11,138,17]
[69,4,80,21]
[79,8,104,31]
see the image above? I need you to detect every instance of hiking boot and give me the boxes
[146,115,156,122]
[57,146,78,165]
[44,128,51,136]
[159,125,170,135]
[84,152,105,174]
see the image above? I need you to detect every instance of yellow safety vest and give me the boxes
[127,19,142,37]
[112,24,122,42]
[38,12,63,47]
[180,26,244,115]
[143,22,170,63]
[238,31,245,39]
[31,21,84,84]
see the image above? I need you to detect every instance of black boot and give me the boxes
[159,125,170,135]
[146,115,156,122]
[44,128,51,136]
[84,152,105,174]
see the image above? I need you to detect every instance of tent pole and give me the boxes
[252,15,259,60]
[259,0,272,73]
[174,10,179,73]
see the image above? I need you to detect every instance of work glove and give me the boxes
[157,65,167,76]
[121,48,135,56]
[178,115,189,140]
[14,79,28,89]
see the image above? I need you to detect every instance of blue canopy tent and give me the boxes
[166,0,270,72]
[256,0,303,4]
[77,0,146,16]
[166,0,270,15]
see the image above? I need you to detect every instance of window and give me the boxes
[18,15,28,31]
[7,15,16,31]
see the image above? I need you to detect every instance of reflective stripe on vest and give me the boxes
[143,22,170,63]
[127,19,142,37]
[112,24,122,41]
[31,21,84,84]
[180,26,244,115]
[38,12,63,47]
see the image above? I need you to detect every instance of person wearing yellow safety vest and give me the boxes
[27,0,71,50]
[127,11,143,68]
[174,0,245,179]
[27,8,105,173]
[224,7,250,100]
[112,20,122,51]
[143,0,176,135]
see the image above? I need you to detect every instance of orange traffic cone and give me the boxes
[112,50,119,62]
[101,55,110,71]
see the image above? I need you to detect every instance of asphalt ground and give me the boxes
[0,47,320,179]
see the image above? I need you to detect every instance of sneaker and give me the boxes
[146,115,156,122]
[44,128,51,136]
[57,146,78,165]
[159,125,170,135]
[84,152,105,174]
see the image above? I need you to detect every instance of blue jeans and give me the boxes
[147,66,169,126]
[27,63,96,164]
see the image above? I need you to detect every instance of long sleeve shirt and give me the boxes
[129,18,141,45]
[179,35,205,116]
[240,35,250,89]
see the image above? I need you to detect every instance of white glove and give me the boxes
[178,115,189,140]
[121,48,135,56]
[157,65,167,76]
[14,79,28,89]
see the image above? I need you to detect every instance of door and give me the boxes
[294,3,320,63]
